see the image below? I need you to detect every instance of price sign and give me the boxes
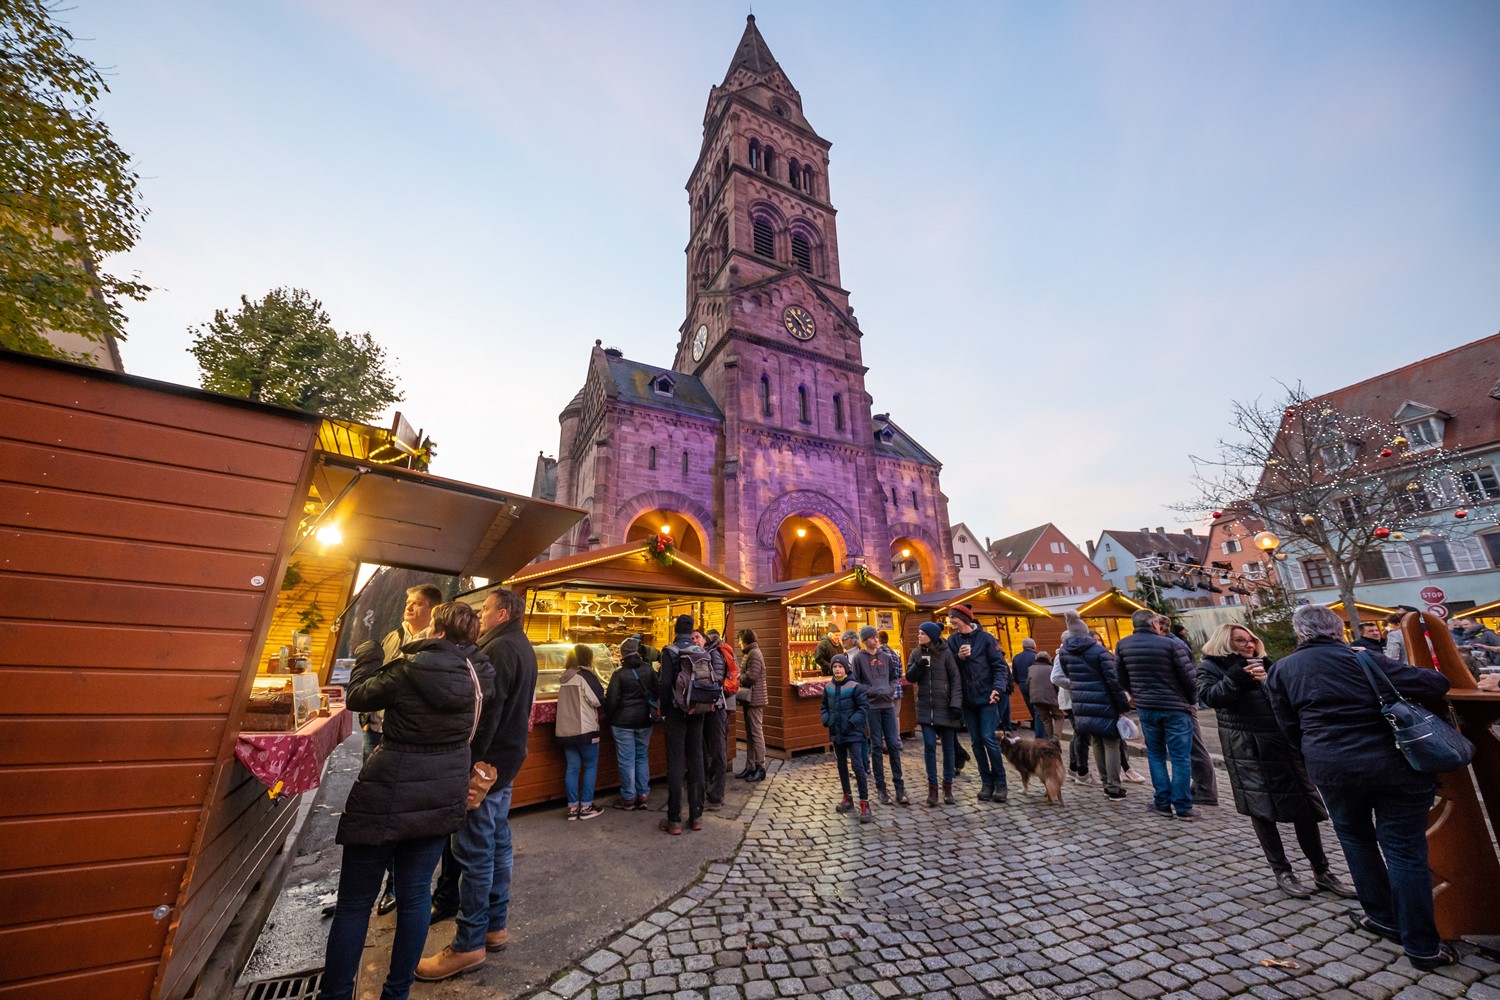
[1427,604,1448,619]
[1420,586,1445,603]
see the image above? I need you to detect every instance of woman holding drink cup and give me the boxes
[1198,623,1355,900]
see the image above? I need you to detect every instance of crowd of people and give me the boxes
[315,585,1483,999]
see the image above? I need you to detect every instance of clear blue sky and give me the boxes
[70,1,1500,552]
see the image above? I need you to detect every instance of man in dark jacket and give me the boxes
[947,605,1009,803]
[695,629,729,810]
[1351,621,1386,653]
[1156,614,1219,806]
[422,587,536,979]
[852,625,909,806]
[1266,603,1454,970]
[657,615,706,834]
[1011,638,1042,738]
[1117,609,1198,819]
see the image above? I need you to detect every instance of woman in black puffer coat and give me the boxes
[319,602,495,1000]
[1198,623,1353,901]
[906,621,964,806]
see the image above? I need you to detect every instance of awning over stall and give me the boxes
[919,581,1052,618]
[503,540,754,598]
[308,453,586,579]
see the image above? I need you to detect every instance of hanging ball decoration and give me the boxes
[1300,514,1317,525]
[1392,435,1408,448]
[1379,448,1394,458]
[1406,481,1422,491]
[1419,529,1435,539]
[1211,511,1223,519]
[1456,509,1469,519]
[1373,526,1391,539]
[1267,458,1281,467]
[1391,531,1406,540]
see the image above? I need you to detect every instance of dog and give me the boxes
[999,734,1065,805]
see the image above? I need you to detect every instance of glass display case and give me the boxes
[785,604,903,682]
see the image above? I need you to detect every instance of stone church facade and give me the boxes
[536,16,957,593]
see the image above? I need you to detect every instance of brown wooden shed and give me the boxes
[0,350,582,1000]
[1031,588,1149,653]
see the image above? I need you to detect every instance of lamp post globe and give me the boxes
[1253,530,1280,553]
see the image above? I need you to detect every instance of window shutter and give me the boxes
[1284,560,1308,590]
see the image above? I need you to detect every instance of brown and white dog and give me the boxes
[999,734,1065,805]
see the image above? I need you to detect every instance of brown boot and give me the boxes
[942,784,955,805]
[925,783,939,807]
[414,945,486,982]
[485,928,508,952]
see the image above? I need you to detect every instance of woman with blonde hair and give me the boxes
[1198,622,1353,900]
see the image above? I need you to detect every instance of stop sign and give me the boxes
[1427,604,1449,619]
[1420,586,1445,603]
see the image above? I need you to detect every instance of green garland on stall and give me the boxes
[643,533,676,568]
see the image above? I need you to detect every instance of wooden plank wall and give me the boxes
[0,357,319,1000]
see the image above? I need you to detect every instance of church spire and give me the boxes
[721,14,781,84]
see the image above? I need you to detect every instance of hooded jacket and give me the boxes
[1058,633,1128,736]
[852,644,902,709]
[949,625,1009,706]
[820,674,869,744]
[555,666,604,746]
[906,642,963,728]
[338,636,494,846]
[604,654,658,729]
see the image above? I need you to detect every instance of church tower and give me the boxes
[542,17,956,592]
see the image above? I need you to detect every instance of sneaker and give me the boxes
[1408,945,1458,971]
[836,794,854,814]
[633,797,650,811]
[1350,913,1402,944]
[688,815,704,831]
[1104,788,1127,799]
[895,790,911,806]
[658,817,682,835]
[1070,772,1094,785]
[1123,769,1147,784]
[611,797,635,810]
[1146,802,1174,818]
[877,789,893,806]
[1176,809,1200,821]
[566,806,580,821]
[858,801,874,824]
[576,804,603,821]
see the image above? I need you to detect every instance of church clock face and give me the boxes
[691,324,708,361]
[783,304,815,341]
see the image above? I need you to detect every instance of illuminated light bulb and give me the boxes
[316,524,343,546]
[901,548,911,558]
[796,527,807,537]
[660,524,671,534]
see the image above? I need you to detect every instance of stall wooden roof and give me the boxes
[918,581,1052,618]
[1468,599,1500,618]
[755,568,919,609]
[1074,589,1151,617]
[1327,599,1397,618]
[502,541,753,598]
[311,453,585,580]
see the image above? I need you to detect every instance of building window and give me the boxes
[788,157,800,189]
[1357,550,1392,582]
[911,490,918,508]
[760,375,772,417]
[968,555,980,568]
[954,554,963,566]
[681,450,690,475]
[648,446,656,470]
[1385,545,1422,579]
[1459,467,1500,502]
[797,385,809,423]
[891,487,898,507]
[1319,442,1354,471]
[1396,483,1435,515]
[833,393,844,430]
[1482,533,1500,568]
[1106,557,1118,571]
[1221,539,1241,554]
[803,166,814,196]
[748,139,760,171]
[1403,418,1443,451]
[1303,558,1334,587]
[1335,495,1365,526]
[762,145,775,176]
[752,218,775,258]
[790,233,812,270]
[1416,541,1455,574]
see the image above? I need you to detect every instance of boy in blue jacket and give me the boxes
[821,654,873,823]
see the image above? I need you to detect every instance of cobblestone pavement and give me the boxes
[519,754,1500,1000]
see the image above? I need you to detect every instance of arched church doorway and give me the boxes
[625,510,705,562]
[890,536,938,592]
[773,515,845,581]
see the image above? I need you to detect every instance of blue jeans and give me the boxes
[921,724,958,785]
[563,742,599,806]
[1138,708,1194,815]
[452,783,513,953]
[962,703,1004,788]
[998,694,1013,732]
[1320,782,1441,959]
[863,706,905,794]
[319,835,446,1000]
[613,726,652,801]
[834,739,869,800]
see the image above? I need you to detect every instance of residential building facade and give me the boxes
[1089,528,1213,610]
[987,523,1106,604]
[947,522,1008,591]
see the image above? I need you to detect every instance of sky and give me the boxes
[64,0,1500,554]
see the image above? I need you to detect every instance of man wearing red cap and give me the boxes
[947,604,1010,803]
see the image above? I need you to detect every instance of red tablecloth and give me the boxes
[794,679,830,699]
[236,706,354,798]
[531,700,557,727]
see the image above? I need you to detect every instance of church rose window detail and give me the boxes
[790,233,812,271]
[753,218,775,258]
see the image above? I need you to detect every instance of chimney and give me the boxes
[1184,528,1195,538]
[1086,540,1096,558]
[1140,528,1149,534]
[1155,526,1165,534]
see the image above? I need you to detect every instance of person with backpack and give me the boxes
[603,636,656,811]
[657,615,710,834]
[852,625,909,805]
[737,629,767,782]
[555,645,604,821]
[822,653,873,823]
[695,628,734,810]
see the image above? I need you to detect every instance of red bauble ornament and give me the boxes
[1373,527,1391,539]
[1455,509,1469,519]
[1379,448,1393,458]
[1211,511,1223,519]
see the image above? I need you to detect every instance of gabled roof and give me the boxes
[873,414,940,467]
[918,582,1052,618]
[503,541,750,597]
[756,569,917,609]
[593,347,722,422]
[987,524,1050,571]
[1099,529,1208,563]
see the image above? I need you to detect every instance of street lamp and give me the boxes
[1253,530,1294,605]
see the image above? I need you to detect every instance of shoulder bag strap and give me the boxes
[465,658,483,743]
[1353,649,1402,705]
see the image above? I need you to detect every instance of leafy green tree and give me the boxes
[1,1,149,361]
[188,287,403,422]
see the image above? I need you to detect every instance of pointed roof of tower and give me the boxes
[722,14,781,84]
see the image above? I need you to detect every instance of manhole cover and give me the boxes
[244,971,323,1000]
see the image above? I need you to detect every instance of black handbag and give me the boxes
[1353,651,1474,774]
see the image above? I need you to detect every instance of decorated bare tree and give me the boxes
[1180,384,1497,628]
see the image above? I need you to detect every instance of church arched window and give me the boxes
[752,217,775,258]
[797,385,810,424]
[803,166,815,196]
[682,450,690,475]
[760,374,772,417]
[789,157,801,189]
[648,446,657,470]
[748,139,760,171]
[833,393,844,431]
[790,233,811,271]
[762,145,775,177]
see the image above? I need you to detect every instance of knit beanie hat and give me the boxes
[841,630,859,646]
[831,652,850,673]
[919,621,944,643]
[674,614,695,635]
[948,604,976,625]
[859,625,878,642]
[619,635,640,657]
[1063,611,1089,636]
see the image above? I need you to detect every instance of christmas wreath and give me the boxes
[642,533,676,567]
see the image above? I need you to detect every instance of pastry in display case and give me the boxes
[534,642,619,700]
[244,673,321,732]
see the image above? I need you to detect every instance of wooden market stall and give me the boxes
[1326,599,1397,634]
[495,539,755,808]
[918,582,1054,727]
[0,350,583,1000]
[733,568,923,758]
[1032,588,1149,652]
